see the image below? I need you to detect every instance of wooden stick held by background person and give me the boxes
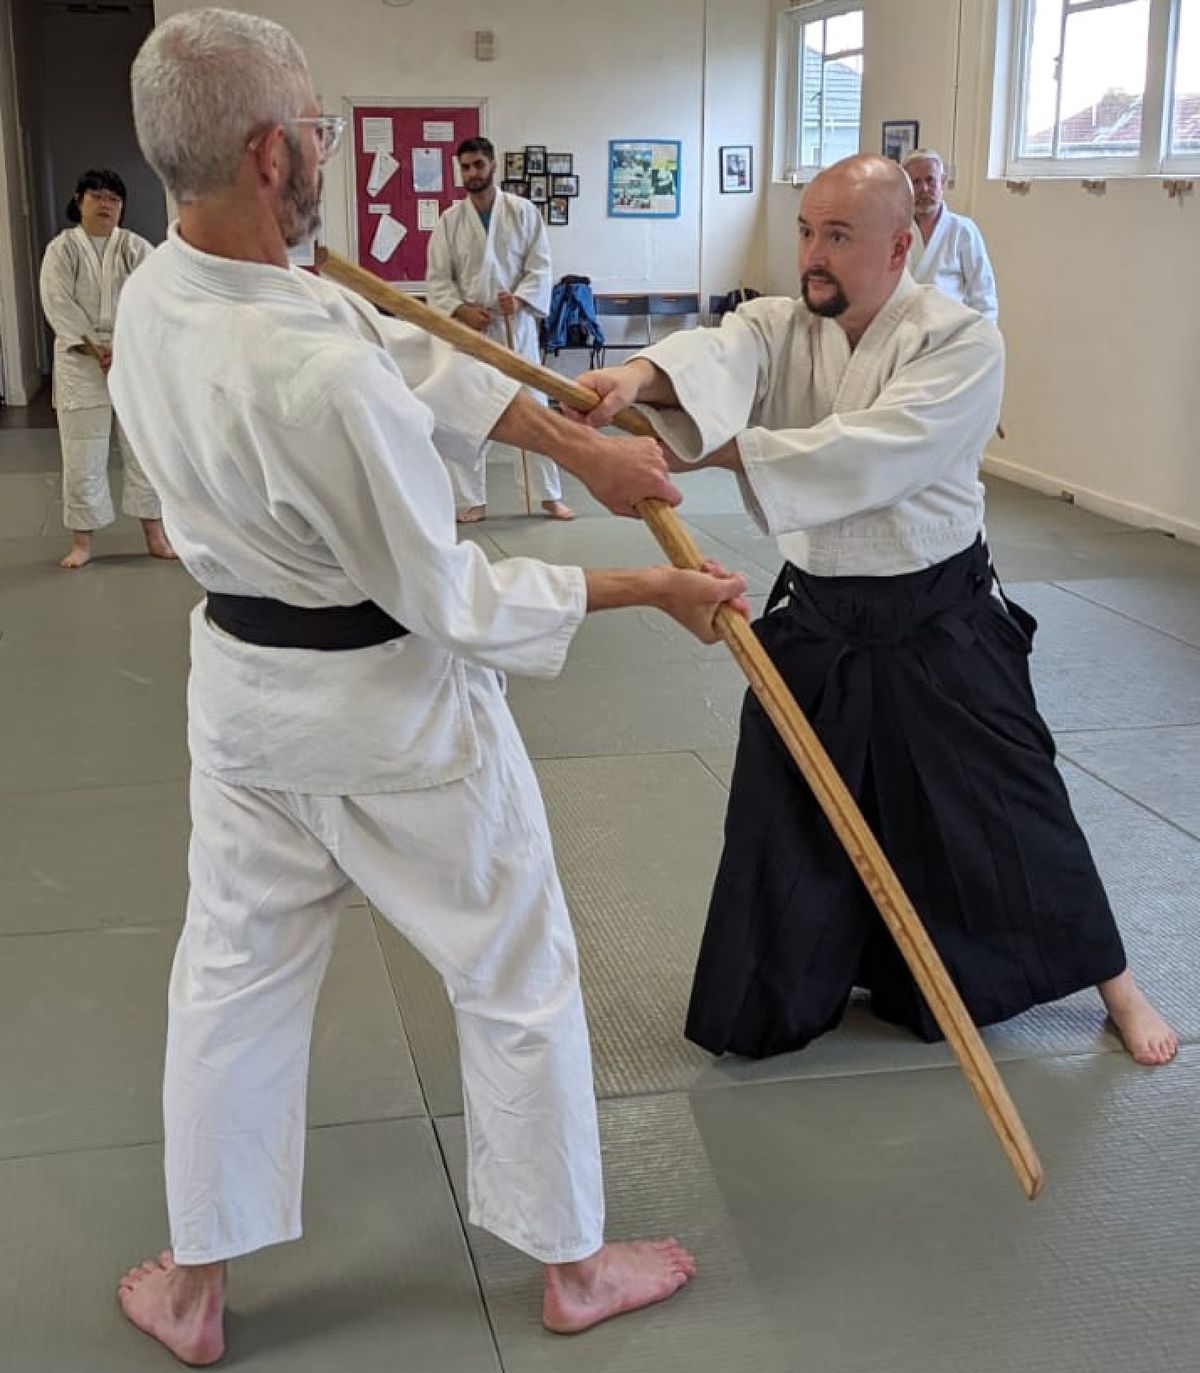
[502,310,534,514]
[314,245,1045,1201]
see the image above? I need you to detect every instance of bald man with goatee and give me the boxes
[573,154,1178,1071]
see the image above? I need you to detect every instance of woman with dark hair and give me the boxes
[39,168,173,568]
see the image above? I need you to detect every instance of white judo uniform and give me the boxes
[39,225,161,529]
[426,191,562,506]
[906,208,999,323]
[634,272,1004,575]
[108,227,604,1266]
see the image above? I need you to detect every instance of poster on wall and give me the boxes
[608,139,681,218]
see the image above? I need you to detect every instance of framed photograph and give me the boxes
[608,139,681,218]
[504,150,526,179]
[882,120,920,163]
[501,179,530,198]
[524,145,547,175]
[551,173,579,198]
[547,195,569,226]
[527,174,549,203]
[546,152,574,175]
[718,145,752,194]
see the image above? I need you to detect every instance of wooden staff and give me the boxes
[316,246,1046,1201]
[502,309,534,514]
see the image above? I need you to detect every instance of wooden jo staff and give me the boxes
[501,309,534,514]
[315,246,1046,1201]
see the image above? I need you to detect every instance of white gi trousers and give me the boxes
[450,437,563,511]
[165,672,604,1266]
[58,404,161,531]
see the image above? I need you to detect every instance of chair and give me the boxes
[648,292,701,344]
[592,294,650,367]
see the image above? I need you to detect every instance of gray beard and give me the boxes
[282,132,323,247]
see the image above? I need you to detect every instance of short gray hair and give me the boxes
[902,148,945,172]
[131,8,313,202]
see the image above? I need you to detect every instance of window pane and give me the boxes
[1173,0,1200,154]
[799,16,862,170]
[1057,0,1150,157]
[825,11,862,54]
[1020,0,1065,157]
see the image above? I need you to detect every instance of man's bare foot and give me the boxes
[456,505,487,524]
[141,518,178,560]
[117,1252,226,1366]
[542,1238,696,1334]
[1099,971,1179,1066]
[58,532,93,569]
[541,499,576,521]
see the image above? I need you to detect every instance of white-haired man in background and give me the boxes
[903,147,998,323]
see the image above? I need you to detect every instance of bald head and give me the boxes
[795,154,915,345]
[803,155,915,235]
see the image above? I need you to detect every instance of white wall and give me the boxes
[154,0,772,300]
[764,0,1200,541]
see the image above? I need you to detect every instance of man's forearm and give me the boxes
[490,390,614,479]
[583,566,668,613]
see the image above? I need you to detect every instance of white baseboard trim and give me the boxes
[982,453,1200,548]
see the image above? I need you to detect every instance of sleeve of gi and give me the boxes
[280,347,586,677]
[513,204,553,318]
[628,307,772,465]
[961,222,999,324]
[425,212,465,318]
[39,236,95,350]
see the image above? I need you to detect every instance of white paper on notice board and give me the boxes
[417,199,440,231]
[366,149,399,196]
[370,213,407,262]
[412,148,444,193]
[368,203,389,214]
[361,117,394,154]
[424,121,455,142]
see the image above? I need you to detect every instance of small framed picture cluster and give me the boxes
[501,147,579,225]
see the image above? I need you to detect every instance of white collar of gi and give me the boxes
[167,222,316,306]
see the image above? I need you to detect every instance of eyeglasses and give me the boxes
[283,115,346,163]
[84,189,123,205]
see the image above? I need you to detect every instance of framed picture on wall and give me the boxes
[546,153,573,175]
[719,145,752,194]
[528,174,549,203]
[504,151,526,179]
[524,145,547,175]
[608,139,681,218]
[502,179,530,198]
[551,174,579,197]
[882,120,920,163]
[547,196,569,226]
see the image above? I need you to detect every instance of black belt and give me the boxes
[206,593,409,650]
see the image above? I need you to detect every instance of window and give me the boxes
[777,2,864,180]
[1009,0,1200,175]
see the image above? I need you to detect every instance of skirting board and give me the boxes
[982,453,1200,548]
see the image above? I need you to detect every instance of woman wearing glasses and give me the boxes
[39,168,174,568]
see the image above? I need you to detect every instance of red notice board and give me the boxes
[350,104,481,284]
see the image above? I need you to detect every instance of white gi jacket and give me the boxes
[109,227,586,795]
[635,273,1005,577]
[426,192,552,361]
[907,209,998,323]
[40,225,153,409]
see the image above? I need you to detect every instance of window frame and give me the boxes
[775,0,864,182]
[1006,0,1200,178]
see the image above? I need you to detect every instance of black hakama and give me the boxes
[685,538,1127,1058]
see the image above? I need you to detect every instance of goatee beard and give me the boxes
[801,273,849,317]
